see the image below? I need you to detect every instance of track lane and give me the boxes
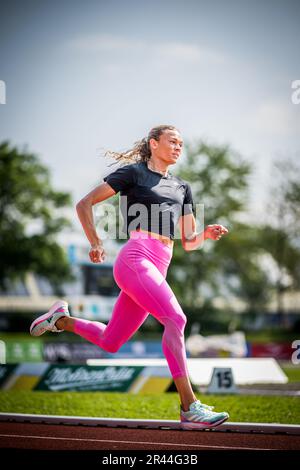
[1,422,299,450]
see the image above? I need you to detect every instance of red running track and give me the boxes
[1,421,300,451]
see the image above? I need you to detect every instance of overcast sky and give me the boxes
[0,0,299,232]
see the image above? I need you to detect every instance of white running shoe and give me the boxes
[180,400,229,430]
[30,300,70,337]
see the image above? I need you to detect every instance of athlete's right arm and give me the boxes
[76,182,116,263]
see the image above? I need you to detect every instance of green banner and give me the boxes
[3,340,43,363]
[34,364,144,392]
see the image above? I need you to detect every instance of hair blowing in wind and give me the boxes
[104,125,179,165]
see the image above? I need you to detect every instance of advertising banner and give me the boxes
[35,364,145,392]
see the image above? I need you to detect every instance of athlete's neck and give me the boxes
[147,159,169,177]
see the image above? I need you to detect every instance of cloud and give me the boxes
[156,42,225,64]
[67,33,226,65]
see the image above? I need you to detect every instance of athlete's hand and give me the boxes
[204,224,228,241]
[89,243,106,263]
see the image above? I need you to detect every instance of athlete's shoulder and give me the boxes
[131,161,144,169]
[113,161,141,177]
[129,160,148,175]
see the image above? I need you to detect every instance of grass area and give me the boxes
[0,391,299,424]
[245,330,299,343]
[0,333,33,341]
[282,366,300,383]
[0,332,85,343]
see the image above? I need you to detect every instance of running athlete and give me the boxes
[30,125,229,430]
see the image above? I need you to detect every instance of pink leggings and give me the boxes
[73,230,189,379]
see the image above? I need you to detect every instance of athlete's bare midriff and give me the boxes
[134,228,174,248]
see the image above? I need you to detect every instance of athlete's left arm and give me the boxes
[179,214,228,251]
[179,213,195,247]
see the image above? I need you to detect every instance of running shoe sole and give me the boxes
[180,414,229,430]
[29,300,69,336]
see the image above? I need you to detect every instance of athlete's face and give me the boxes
[150,130,183,164]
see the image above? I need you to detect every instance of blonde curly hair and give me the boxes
[105,125,179,165]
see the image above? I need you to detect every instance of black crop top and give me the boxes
[103,161,195,240]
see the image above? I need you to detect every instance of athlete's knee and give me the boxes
[167,298,187,330]
[164,313,187,335]
[101,339,121,354]
[174,309,187,330]
[178,313,187,332]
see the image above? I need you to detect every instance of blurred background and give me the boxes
[0,0,300,368]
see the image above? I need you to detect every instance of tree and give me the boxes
[260,159,300,325]
[0,141,74,293]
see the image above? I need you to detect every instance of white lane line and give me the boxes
[0,434,272,451]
